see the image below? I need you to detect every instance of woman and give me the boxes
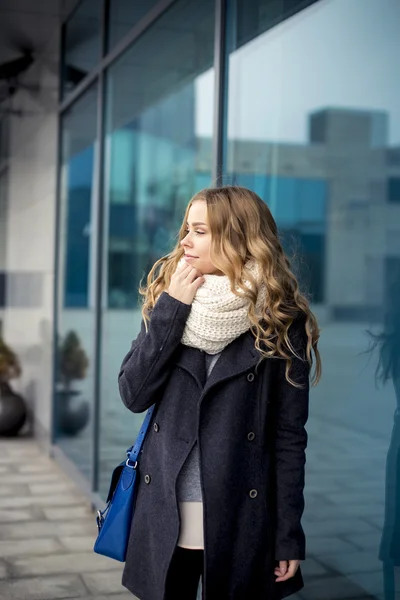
[118,186,321,600]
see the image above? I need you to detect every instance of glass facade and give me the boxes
[0,116,9,317]
[62,0,102,98]
[107,0,160,50]
[55,84,98,478]
[224,0,400,597]
[98,0,215,495]
[56,0,400,597]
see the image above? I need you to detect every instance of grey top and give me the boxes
[176,351,221,502]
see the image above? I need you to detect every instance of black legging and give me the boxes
[165,547,204,600]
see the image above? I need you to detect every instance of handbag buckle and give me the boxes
[125,458,137,469]
[96,510,104,530]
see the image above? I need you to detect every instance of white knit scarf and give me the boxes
[179,259,267,354]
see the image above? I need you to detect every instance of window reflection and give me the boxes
[225,0,400,597]
[99,0,216,497]
[107,0,159,51]
[62,0,102,98]
[56,85,98,479]
[0,169,8,311]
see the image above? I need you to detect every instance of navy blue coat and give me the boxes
[118,291,309,600]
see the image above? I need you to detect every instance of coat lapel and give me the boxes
[175,331,260,394]
[174,345,207,389]
[202,330,260,396]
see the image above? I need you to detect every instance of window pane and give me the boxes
[0,169,8,311]
[55,85,98,479]
[225,0,400,597]
[62,0,102,98]
[98,0,216,497]
[107,0,159,51]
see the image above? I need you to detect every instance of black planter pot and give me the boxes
[56,389,90,436]
[0,383,27,437]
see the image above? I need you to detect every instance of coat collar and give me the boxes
[174,330,260,394]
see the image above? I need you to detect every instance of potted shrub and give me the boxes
[56,330,90,436]
[0,337,27,436]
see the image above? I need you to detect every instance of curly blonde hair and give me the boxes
[139,186,321,386]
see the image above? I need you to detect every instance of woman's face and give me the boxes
[180,200,222,275]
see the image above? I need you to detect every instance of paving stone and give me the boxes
[0,538,62,558]
[0,574,87,600]
[301,558,329,577]
[43,506,92,521]
[82,569,125,595]
[0,559,7,579]
[71,592,135,600]
[0,455,42,464]
[0,495,84,509]
[340,504,384,519]
[344,532,382,551]
[0,473,62,485]
[0,520,95,540]
[302,575,379,599]
[319,550,382,575]
[328,491,384,506]
[364,515,384,529]
[305,503,384,522]
[28,483,74,495]
[347,570,384,597]
[0,466,10,474]
[305,518,378,537]
[5,449,42,458]
[17,463,53,474]
[0,509,35,523]
[9,552,123,577]
[0,485,29,497]
[307,536,360,555]
[58,536,96,552]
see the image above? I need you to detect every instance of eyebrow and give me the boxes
[186,221,208,227]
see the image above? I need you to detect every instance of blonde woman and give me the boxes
[118,186,321,600]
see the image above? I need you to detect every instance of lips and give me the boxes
[185,254,198,258]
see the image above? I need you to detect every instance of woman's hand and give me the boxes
[167,262,205,306]
[274,560,300,582]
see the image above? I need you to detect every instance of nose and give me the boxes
[181,233,193,249]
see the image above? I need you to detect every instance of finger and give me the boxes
[287,561,298,577]
[275,561,298,582]
[190,275,205,289]
[184,267,203,283]
[176,261,191,274]
[174,262,192,281]
[279,561,288,575]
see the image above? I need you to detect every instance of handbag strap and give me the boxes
[126,405,155,467]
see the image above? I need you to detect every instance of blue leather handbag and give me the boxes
[93,405,155,562]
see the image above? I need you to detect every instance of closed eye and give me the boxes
[184,229,205,235]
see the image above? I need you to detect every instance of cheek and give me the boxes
[201,240,212,261]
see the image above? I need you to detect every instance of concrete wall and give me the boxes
[3,28,60,444]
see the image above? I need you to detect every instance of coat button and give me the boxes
[247,432,255,441]
[249,489,258,499]
[247,373,255,382]
[144,474,151,484]
[153,423,159,433]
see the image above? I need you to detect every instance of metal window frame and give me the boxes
[53,0,227,496]
[59,0,179,114]
[212,0,228,187]
[90,0,108,493]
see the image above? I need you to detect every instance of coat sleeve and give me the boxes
[274,316,310,561]
[118,291,191,413]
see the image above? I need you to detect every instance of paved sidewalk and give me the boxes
[0,437,134,600]
[0,429,389,600]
